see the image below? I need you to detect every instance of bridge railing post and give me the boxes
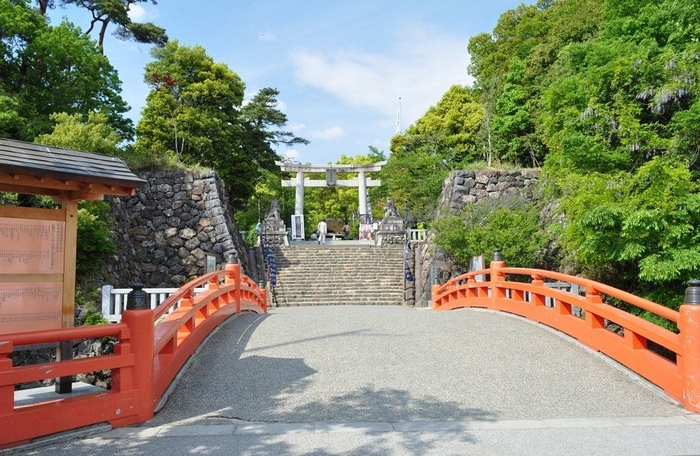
[680,279,700,412]
[120,282,155,422]
[225,258,242,313]
[490,249,507,310]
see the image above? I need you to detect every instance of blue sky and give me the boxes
[50,1,532,164]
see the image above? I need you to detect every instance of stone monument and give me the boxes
[375,197,405,246]
[262,199,288,246]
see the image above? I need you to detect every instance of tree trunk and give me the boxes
[37,0,50,15]
[98,18,111,53]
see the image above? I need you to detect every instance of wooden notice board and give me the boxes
[0,208,66,334]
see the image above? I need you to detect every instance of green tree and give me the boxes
[35,111,123,155]
[238,87,308,201]
[432,197,546,267]
[37,0,167,52]
[539,0,700,176]
[560,158,700,296]
[75,200,117,277]
[469,0,604,168]
[136,41,302,209]
[135,41,245,165]
[233,167,294,244]
[0,0,131,140]
[491,57,545,166]
[241,87,309,161]
[408,85,483,167]
[135,41,246,201]
[382,133,449,223]
[383,86,482,222]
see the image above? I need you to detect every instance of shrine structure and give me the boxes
[0,138,145,391]
[275,161,386,240]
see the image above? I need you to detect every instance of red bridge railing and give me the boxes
[432,251,700,412]
[0,262,266,449]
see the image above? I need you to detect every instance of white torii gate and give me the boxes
[275,161,386,239]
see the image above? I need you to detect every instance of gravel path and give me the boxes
[147,306,684,427]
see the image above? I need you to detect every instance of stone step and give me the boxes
[278,292,403,302]
[269,244,406,307]
[278,287,404,293]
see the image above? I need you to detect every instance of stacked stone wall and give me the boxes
[415,169,540,307]
[104,170,250,288]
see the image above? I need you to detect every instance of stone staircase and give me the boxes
[270,244,405,306]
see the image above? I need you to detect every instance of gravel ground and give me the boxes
[146,306,684,427]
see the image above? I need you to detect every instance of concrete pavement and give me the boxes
[15,306,700,455]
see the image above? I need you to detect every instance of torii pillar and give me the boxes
[275,161,386,239]
[295,170,304,215]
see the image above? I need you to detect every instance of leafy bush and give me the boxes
[76,201,116,277]
[244,223,259,247]
[558,157,700,303]
[432,197,546,266]
[83,311,109,326]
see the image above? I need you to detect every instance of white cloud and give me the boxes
[310,126,345,140]
[127,4,149,22]
[290,20,473,129]
[289,122,307,133]
[282,149,299,160]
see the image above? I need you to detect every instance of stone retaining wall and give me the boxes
[415,169,540,307]
[104,170,250,288]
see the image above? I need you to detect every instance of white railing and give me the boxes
[101,285,207,323]
[408,229,428,242]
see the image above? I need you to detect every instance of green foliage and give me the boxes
[408,85,484,166]
[0,0,131,141]
[83,311,109,326]
[383,86,483,223]
[468,0,604,168]
[76,201,116,277]
[0,192,18,205]
[241,87,309,153]
[383,135,449,223]
[135,41,301,209]
[49,0,168,51]
[35,111,123,155]
[243,226,259,248]
[491,57,546,166]
[76,286,109,326]
[432,197,546,267]
[233,167,294,235]
[456,0,700,319]
[135,40,247,200]
[75,286,101,312]
[558,158,700,302]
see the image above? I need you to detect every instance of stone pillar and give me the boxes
[358,170,367,217]
[295,171,304,215]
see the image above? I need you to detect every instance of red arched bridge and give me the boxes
[2,253,700,449]
[0,262,267,449]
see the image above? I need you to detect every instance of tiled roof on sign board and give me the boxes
[0,138,145,188]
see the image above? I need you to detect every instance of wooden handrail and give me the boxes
[0,261,267,449]
[432,254,698,411]
[500,267,679,323]
[0,321,142,449]
[151,262,266,409]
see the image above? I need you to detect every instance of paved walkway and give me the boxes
[19,307,700,455]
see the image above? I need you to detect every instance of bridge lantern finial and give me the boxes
[493,249,503,262]
[685,279,700,305]
[127,282,149,310]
